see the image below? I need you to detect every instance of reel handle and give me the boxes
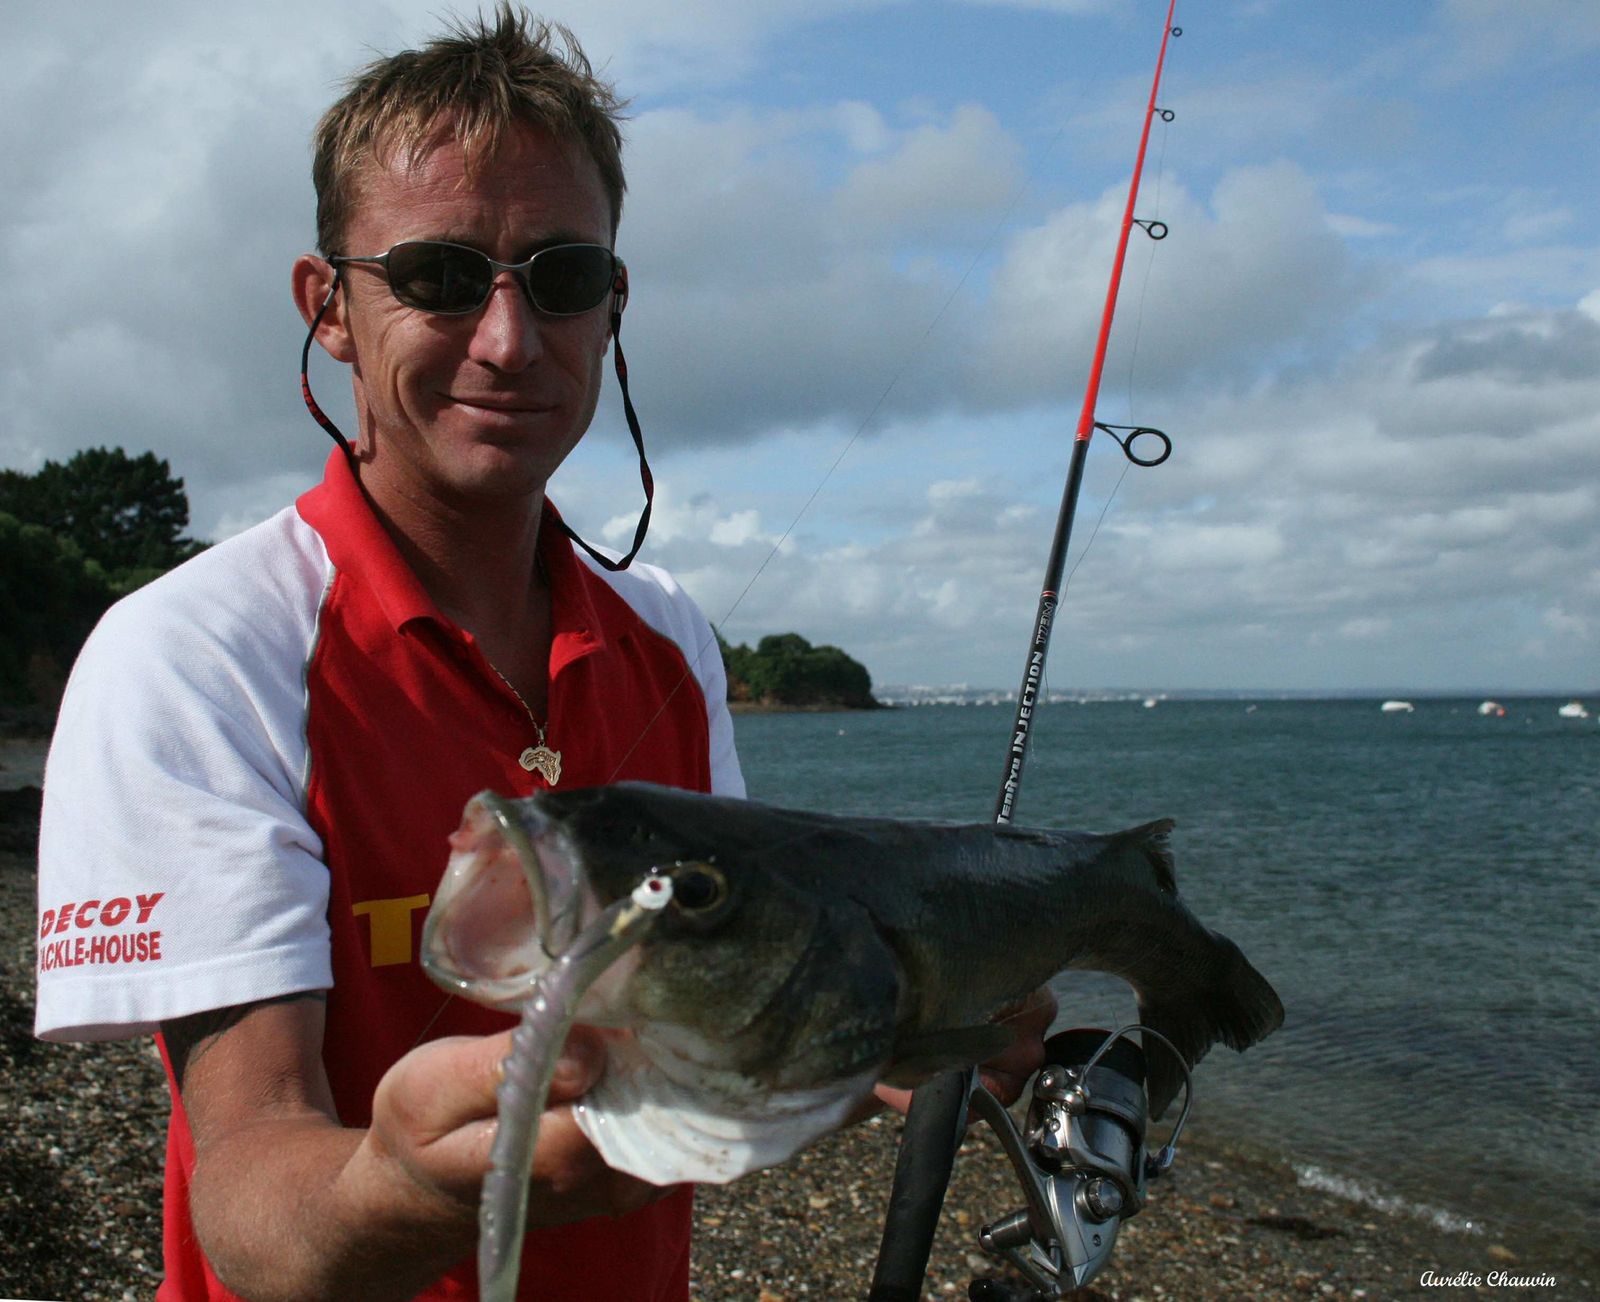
[966,1025,1195,1298]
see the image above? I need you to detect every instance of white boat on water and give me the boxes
[1557,700,1590,719]
[1380,700,1415,714]
[1478,700,1506,717]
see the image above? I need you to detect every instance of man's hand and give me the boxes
[973,986,1057,1106]
[167,997,672,1302]
[366,1023,677,1228]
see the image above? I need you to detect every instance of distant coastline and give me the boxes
[873,686,1597,707]
[727,699,886,714]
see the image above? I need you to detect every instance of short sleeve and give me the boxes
[34,513,337,1042]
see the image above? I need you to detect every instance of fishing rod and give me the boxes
[869,3,1181,1297]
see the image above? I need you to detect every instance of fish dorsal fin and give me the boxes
[1111,818,1177,894]
[880,1023,1015,1088]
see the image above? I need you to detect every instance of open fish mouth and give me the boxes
[420,791,587,1007]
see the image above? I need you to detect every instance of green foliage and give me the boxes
[0,448,208,711]
[0,447,204,577]
[719,630,877,709]
[0,513,114,707]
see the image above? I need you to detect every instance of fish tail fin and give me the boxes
[1140,935,1285,1119]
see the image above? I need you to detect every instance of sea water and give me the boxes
[732,697,1598,1252]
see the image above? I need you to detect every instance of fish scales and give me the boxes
[422,781,1284,1186]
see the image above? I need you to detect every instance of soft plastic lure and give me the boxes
[473,874,673,1302]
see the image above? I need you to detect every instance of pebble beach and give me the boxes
[3,736,1594,1301]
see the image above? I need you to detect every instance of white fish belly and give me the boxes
[572,1033,877,1184]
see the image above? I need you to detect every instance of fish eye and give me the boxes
[669,862,726,914]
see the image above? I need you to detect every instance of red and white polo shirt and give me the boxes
[35,448,743,1301]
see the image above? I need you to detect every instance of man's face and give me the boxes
[336,125,616,507]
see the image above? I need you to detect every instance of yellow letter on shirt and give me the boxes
[351,894,431,967]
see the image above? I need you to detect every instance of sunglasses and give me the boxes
[301,235,652,573]
[330,240,622,317]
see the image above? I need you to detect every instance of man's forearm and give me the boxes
[190,1113,477,1302]
[168,996,485,1302]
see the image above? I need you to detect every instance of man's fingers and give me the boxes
[546,1026,606,1103]
[375,1032,507,1142]
[524,1104,683,1223]
[384,1026,605,1136]
[977,986,1058,1107]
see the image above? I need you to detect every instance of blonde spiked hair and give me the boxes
[311,5,627,254]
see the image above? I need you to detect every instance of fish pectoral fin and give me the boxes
[880,1024,1015,1087]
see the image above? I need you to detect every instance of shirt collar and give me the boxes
[540,496,606,671]
[296,449,607,665]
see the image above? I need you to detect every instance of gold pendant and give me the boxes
[519,744,563,786]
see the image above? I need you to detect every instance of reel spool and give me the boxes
[966,1025,1193,1300]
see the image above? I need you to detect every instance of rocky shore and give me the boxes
[2,743,1593,1301]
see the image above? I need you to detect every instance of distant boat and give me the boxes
[1380,700,1415,714]
[1142,697,1159,709]
[1557,701,1590,719]
[1478,700,1506,717]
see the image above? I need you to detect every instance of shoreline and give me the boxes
[690,1112,1596,1301]
[4,828,1595,1299]
[727,700,887,715]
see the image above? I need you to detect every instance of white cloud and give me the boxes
[615,100,1030,446]
[5,2,1598,692]
[1432,0,1600,82]
[833,105,1023,239]
[607,285,1600,692]
[956,0,1114,13]
[975,162,1362,400]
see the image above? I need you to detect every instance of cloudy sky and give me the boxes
[5,0,1597,693]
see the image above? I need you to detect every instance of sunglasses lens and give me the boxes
[386,242,493,313]
[527,246,615,315]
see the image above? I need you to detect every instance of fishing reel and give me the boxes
[965,1025,1193,1301]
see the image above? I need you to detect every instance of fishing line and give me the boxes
[410,989,459,1052]
[877,9,1188,1298]
[1061,111,1171,602]
[408,57,1100,1062]
[1044,68,1177,672]
[1060,455,1133,598]
[1027,104,1174,697]
[593,61,1124,791]
[707,123,1074,627]
[600,117,1092,786]
[1125,115,1171,414]
[1034,449,1129,710]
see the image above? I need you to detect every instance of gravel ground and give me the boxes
[3,759,1594,1301]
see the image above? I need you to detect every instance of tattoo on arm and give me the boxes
[162,991,328,1093]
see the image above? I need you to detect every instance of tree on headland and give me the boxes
[0,515,113,710]
[719,631,879,709]
[0,448,208,714]
[0,447,205,579]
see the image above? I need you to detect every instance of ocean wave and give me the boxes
[1293,1163,1483,1236]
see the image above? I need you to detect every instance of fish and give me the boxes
[421,781,1284,1189]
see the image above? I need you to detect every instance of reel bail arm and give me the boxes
[965,1024,1194,1300]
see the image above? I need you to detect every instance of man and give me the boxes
[35,10,1046,1300]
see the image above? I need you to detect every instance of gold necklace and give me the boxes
[487,661,562,786]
